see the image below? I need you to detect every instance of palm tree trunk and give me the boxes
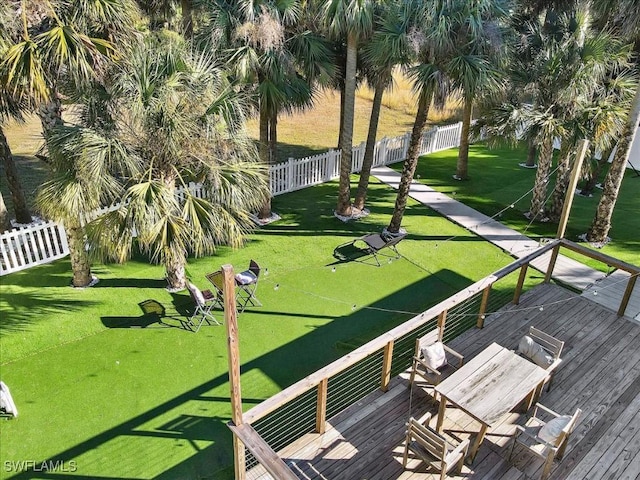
[388,89,432,233]
[66,220,93,287]
[529,139,553,218]
[258,105,272,220]
[336,32,358,217]
[338,82,345,150]
[580,149,611,196]
[354,79,384,210]
[586,87,640,243]
[38,95,64,138]
[455,97,473,180]
[0,191,10,232]
[1,127,32,224]
[161,170,187,290]
[165,250,187,291]
[548,144,573,222]
[181,0,193,37]
[526,137,537,167]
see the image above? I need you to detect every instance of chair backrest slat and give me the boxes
[416,329,441,352]
[249,260,260,278]
[529,326,564,359]
[408,419,446,458]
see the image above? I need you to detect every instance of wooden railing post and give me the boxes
[618,274,638,317]
[556,139,589,240]
[437,310,447,340]
[513,264,529,304]
[544,245,561,283]
[380,340,394,392]
[222,265,245,480]
[477,286,491,328]
[316,378,328,434]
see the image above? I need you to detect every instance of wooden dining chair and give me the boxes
[409,329,464,402]
[402,414,469,479]
[517,326,564,392]
[509,403,582,480]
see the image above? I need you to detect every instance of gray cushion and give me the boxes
[235,270,257,285]
[538,415,572,444]
[422,342,447,370]
[518,335,553,368]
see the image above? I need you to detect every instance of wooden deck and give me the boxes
[249,283,640,480]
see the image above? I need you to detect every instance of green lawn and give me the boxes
[405,142,639,268]
[0,178,533,480]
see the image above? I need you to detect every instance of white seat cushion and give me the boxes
[422,342,447,370]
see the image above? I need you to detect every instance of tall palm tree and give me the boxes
[353,1,411,211]
[452,0,509,181]
[36,125,135,287]
[586,82,640,243]
[82,37,269,291]
[545,20,633,222]
[586,0,640,243]
[201,0,333,220]
[323,0,374,217]
[387,0,507,233]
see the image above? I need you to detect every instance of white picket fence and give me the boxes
[0,122,463,275]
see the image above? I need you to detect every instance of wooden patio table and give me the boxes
[434,342,548,462]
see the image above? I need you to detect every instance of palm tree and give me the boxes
[545,20,633,222]
[323,0,374,217]
[585,0,640,243]
[353,1,411,211]
[82,37,269,291]
[387,0,507,233]
[203,0,333,221]
[1,0,138,139]
[451,0,509,181]
[36,125,135,287]
[586,83,640,243]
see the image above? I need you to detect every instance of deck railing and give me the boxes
[229,239,639,480]
[0,123,463,275]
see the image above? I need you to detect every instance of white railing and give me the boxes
[0,122,464,275]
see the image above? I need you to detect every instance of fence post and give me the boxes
[380,340,394,392]
[477,286,491,328]
[379,137,388,166]
[316,378,328,434]
[402,132,410,161]
[457,121,463,147]
[287,157,295,192]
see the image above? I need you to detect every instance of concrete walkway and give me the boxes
[371,166,640,321]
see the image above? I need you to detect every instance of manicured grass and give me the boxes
[407,142,639,267]
[0,179,532,480]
